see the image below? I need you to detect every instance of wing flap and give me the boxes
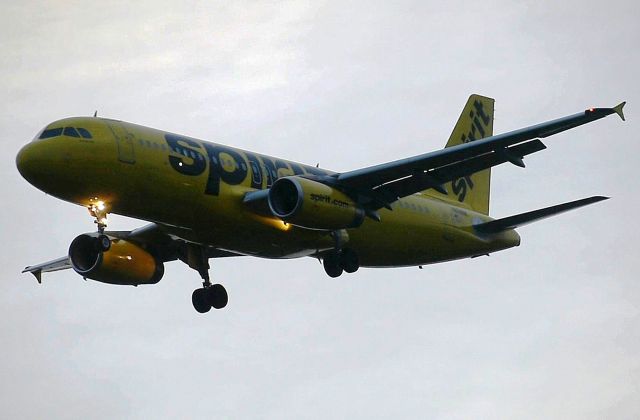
[372,139,546,206]
[474,196,609,234]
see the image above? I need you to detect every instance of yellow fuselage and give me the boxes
[16,117,520,267]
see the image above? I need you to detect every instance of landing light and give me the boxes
[272,220,292,231]
[251,215,292,231]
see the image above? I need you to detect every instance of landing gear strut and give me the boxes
[88,201,109,234]
[88,201,111,251]
[323,248,359,278]
[187,246,228,313]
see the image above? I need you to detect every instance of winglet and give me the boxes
[23,268,42,284]
[613,101,626,121]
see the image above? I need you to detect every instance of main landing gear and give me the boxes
[187,246,228,313]
[192,284,228,313]
[323,248,359,278]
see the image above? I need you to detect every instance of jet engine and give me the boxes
[69,233,164,285]
[268,176,365,230]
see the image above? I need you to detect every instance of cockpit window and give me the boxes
[77,128,92,138]
[39,128,63,139]
[63,127,80,137]
[37,126,93,140]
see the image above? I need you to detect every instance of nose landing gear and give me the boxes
[88,201,109,234]
[87,201,112,251]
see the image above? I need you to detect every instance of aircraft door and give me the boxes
[107,121,136,164]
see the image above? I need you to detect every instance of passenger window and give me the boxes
[63,127,80,137]
[39,128,63,139]
[77,128,92,138]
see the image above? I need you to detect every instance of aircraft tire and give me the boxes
[323,253,343,278]
[95,234,111,252]
[192,288,211,313]
[340,249,359,273]
[206,284,228,309]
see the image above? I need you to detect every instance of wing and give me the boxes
[22,223,240,283]
[23,256,72,283]
[331,102,625,209]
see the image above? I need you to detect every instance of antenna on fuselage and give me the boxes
[93,111,98,117]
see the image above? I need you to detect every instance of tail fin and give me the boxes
[438,94,495,214]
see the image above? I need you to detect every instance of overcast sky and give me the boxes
[1,1,639,419]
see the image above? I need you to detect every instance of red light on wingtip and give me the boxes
[588,107,595,112]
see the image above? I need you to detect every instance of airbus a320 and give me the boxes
[17,95,625,313]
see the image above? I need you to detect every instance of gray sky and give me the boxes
[1,1,639,419]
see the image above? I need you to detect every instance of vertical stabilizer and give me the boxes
[437,94,494,215]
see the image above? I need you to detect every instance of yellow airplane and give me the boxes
[16,95,625,313]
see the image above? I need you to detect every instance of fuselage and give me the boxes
[16,117,520,267]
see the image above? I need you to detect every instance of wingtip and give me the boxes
[613,101,626,121]
[31,270,42,284]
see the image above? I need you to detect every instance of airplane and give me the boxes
[16,95,625,313]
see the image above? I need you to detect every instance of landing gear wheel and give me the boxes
[340,248,359,273]
[97,234,111,251]
[206,284,228,309]
[192,288,211,313]
[323,253,343,278]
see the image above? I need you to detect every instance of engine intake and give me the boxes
[69,234,164,285]
[268,176,364,230]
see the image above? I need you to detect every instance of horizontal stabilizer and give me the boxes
[475,196,609,234]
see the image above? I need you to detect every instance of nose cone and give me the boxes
[16,142,40,184]
[16,140,63,192]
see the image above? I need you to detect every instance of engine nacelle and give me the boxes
[268,176,365,230]
[69,234,164,285]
